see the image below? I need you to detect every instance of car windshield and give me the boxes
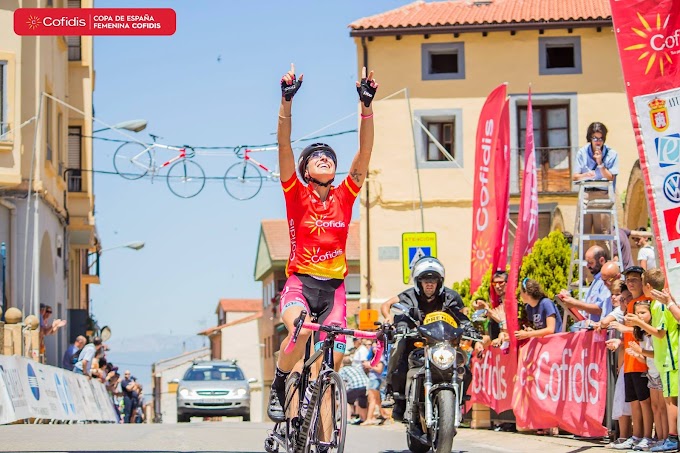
[183,366,245,381]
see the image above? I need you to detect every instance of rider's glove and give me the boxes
[281,75,303,101]
[356,78,377,108]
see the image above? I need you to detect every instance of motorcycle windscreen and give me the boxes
[417,320,462,344]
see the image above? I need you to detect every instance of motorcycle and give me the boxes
[391,303,481,453]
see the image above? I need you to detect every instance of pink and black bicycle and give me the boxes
[264,310,391,453]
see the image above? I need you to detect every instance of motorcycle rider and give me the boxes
[379,256,482,421]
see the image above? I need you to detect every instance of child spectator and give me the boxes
[630,269,679,452]
[625,300,667,450]
[603,266,653,451]
[514,278,562,340]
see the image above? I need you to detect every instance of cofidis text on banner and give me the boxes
[14,8,176,36]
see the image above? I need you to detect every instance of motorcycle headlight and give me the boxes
[429,343,456,370]
[235,388,247,396]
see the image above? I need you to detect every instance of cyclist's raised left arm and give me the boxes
[278,63,303,182]
[349,67,378,188]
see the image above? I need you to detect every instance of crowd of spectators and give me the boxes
[61,334,145,424]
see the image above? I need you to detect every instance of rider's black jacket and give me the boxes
[394,287,477,337]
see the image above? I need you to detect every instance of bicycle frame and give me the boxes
[243,147,280,180]
[265,311,388,453]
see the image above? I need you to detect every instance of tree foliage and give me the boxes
[452,231,575,312]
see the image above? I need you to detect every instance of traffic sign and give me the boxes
[402,232,437,284]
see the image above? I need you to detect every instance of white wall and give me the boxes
[220,319,263,422]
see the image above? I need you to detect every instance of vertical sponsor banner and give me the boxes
[471,83,508,294]
[467,346,517,413]
[491,100,511,307]
[610,0,680,296]
[505,89,539,347]
[512,330,608,437]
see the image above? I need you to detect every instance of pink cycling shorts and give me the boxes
[280,273,347,353]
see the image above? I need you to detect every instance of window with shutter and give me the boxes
[68,126,82,192]
[66,0,82,61]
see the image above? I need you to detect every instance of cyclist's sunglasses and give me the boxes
[309,150,335,162]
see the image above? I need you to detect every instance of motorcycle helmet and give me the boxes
[412,256,445,296]
[297,143,337,186]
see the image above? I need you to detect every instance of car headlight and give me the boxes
[178,387,191,397]
[235,388,247,396]
[429,343,456,370]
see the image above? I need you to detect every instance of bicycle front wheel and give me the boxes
[166,159,206,199]
[113,142,151,180]
[223,161,263,201]
[304,371,347,453]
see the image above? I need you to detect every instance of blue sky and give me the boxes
[90,0,409,351]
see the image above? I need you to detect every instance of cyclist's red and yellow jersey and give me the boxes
[282,175,360,279]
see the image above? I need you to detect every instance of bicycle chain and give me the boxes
[294,375,323,453]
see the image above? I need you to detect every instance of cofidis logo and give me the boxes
[14,8,176,36]
[624,12,677,75]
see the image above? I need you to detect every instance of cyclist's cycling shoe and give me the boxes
[267,386,286,422]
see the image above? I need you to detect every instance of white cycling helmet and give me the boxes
[412,256,445,296]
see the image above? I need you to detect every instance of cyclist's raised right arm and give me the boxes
[278,63,303,182]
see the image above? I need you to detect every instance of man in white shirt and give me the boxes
[73,337,103,377]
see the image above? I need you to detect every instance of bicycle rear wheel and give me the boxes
[224,161,264,201]
[302,371,347,453]
[113,142,151,180]
[166,159,206,198]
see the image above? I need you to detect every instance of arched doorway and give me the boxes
[625,160,649,231]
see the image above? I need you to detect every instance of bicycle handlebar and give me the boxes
[283,310,389,367]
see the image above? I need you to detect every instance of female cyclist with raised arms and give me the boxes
[267,64,378,422]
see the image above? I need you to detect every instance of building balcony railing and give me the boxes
[66,169,83,192]
[515,146,579,194]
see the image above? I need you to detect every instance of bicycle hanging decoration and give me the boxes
[110,129,356,200]
[113,134,206,199]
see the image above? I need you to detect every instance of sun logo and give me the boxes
[26,15,42,30]
[512,345,536,422]
[305,214,325,236]
[301,246,320,264]
[471,236,491,277]
[624,12,673,75]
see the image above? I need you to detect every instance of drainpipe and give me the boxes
[362,37,372,310]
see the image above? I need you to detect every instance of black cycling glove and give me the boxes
[356,78,377,108]
[281,75,303,101]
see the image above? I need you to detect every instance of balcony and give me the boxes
[65,168,94,247]
[516,146,578,194]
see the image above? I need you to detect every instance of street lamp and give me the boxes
[99,241,145,253]
[93,119,148,134]
[88,241,145,272]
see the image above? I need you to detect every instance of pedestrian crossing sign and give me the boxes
[402,232,437,284]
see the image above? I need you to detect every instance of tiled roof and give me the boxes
[216,299,261,314]
[350,0,612,32]
[198,312,263,336]
[261,219,360,261]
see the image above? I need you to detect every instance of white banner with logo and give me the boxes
[0,355,117,424]
[634,89,680,295]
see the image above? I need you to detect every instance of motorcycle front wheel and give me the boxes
[431,390,456,453]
